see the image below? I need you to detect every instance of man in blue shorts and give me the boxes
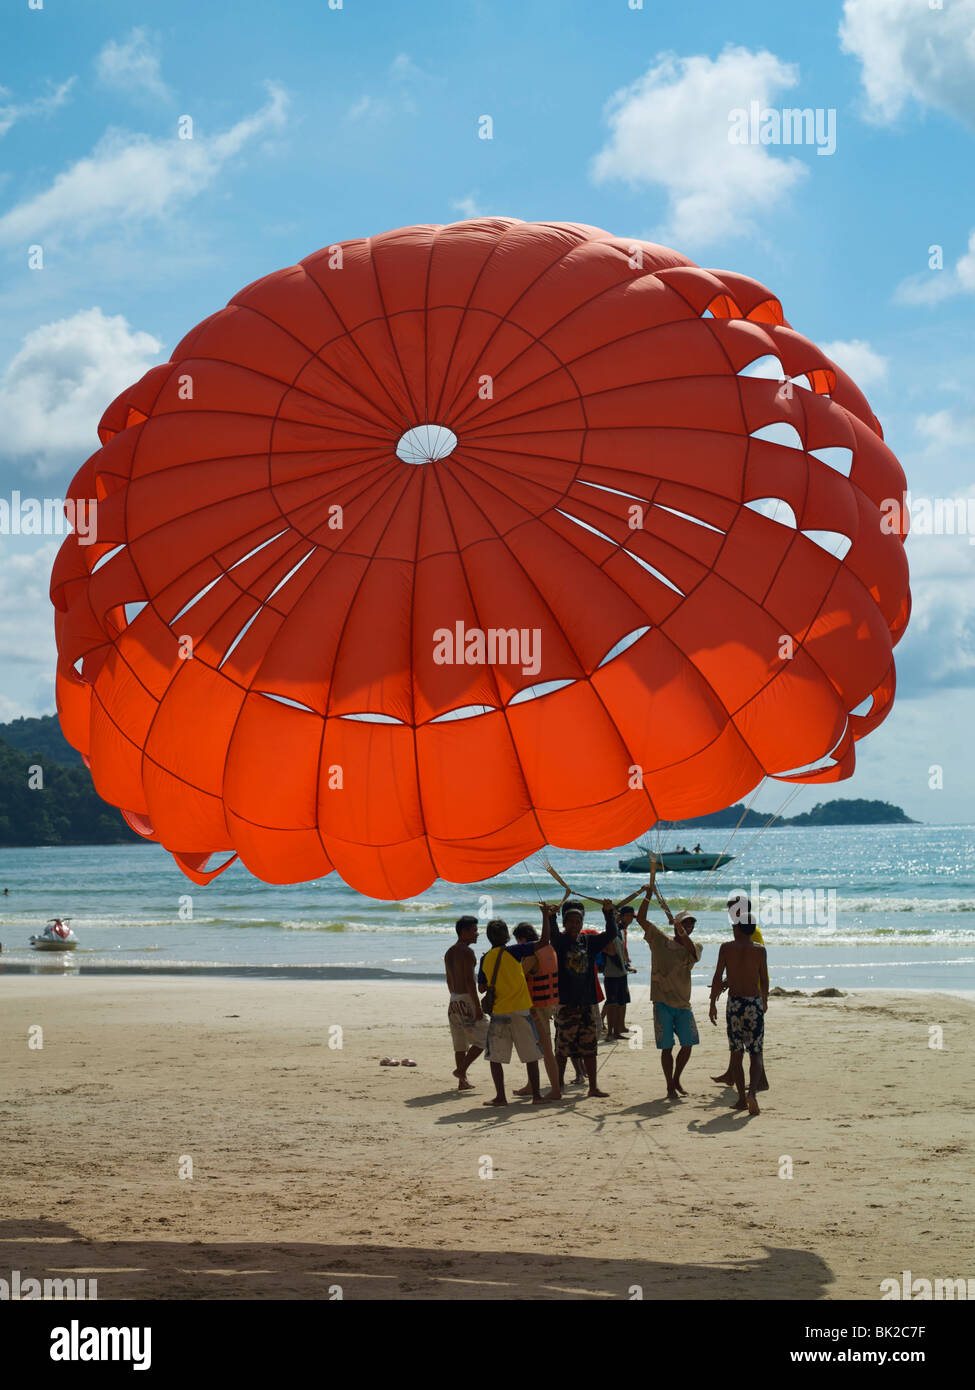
[635,892,702,1099]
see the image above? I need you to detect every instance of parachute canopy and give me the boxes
[51,219,911,899]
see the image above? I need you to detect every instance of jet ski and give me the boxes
[30,918,78,951]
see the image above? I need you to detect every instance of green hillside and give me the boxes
[0,714,83,766]
[0,729,140,846]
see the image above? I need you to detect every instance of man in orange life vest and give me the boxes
[508,921,562,1101]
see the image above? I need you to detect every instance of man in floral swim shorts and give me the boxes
[709,915,769,1115]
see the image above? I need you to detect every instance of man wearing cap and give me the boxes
[542,897,617,1097]
[635,892,702,1099]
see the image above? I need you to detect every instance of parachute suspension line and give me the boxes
[701,777,770,886]
[731,782,806,863]
[521,858,542,901]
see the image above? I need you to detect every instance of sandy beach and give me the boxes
[1,975,972,1300]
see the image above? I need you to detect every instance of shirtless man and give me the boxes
[711,895,769,1092]
[445,916,488,1089]
[708,915,769,1115]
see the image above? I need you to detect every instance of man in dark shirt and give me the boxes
[542,897,617,1097]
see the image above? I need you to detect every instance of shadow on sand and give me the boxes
[0,1219,833,1300]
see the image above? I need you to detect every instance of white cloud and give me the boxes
[0,79,75,139]
[347,95,378,122]
[0,83,288,248]
[591,47,807,247]
[896,517,975,694]
[95,28,171,103]
[0,541,59,716]
[895,230,975,305]
[390,53,427,83]
[346,52,431,122]
[914,408,975,452]
[819,338,888,388]
[839,0,975,126]
[0,308,162,476]
[451,194,482,219]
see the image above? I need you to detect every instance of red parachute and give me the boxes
[51,220,910,899]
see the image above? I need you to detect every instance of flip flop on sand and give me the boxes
[400,1058,417,1067]
[379,1057,400,1067]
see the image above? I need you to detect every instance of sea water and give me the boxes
[0,824,972,991]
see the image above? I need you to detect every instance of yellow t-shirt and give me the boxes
[753,924,764,945]
[482,947,533,1014]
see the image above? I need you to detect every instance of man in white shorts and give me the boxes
[445,916,489,1090]
[477,920,547,1106]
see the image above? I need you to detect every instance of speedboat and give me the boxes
[30,918,78,951]
[618,850,735,873]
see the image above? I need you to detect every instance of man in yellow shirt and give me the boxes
[477,920,547,1106]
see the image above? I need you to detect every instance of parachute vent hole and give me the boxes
[265,549,315,603]
[597,627,651,668]
[430,704,496,723]
[256,692,319,714]
[91,544,126,574]
[746,497,798,529]
[738,355,786,382]
[172,575,224,623]
[749,422,804,450]
[229,530,289,569]
[579,480,652,505]
[851,694,875,717]
[72,657,84,677]
[509,680,575,706]
[124,601,146,624]
[556,509,615,546]
[624,551,684,595]
[219,611,260,669]
[803,530,852,560]
[810,446,854,478]
[396,424,458,465]
[654,503,724,534]
[340,712,406,724]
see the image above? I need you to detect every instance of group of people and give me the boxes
[443,888,770,1114]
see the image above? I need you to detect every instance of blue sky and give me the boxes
[1,0,973,822]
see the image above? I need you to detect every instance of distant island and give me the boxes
[665,798,917,828]
[0,714,918,848]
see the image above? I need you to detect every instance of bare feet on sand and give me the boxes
[512,1084,531,1097]
[531,1094,551,1104]
[746,1093,761,1115]
[482,1097,508,1107]
[673,1081,688,1095]
[457,1078,474,1091]
[711,1072,733,1085]
[587,1087,609,1098]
